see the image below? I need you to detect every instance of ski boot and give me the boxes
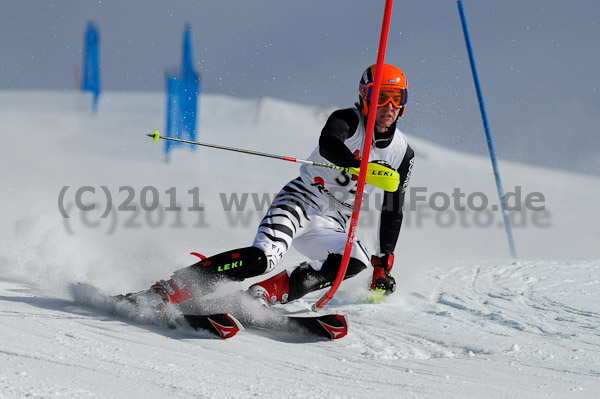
[116,278,194,311]
[248,270,290,307]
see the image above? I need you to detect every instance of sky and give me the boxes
[1,0,599,176]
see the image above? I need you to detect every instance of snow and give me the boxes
[1,90,599,398]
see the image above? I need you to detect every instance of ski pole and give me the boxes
[457,0,516,258]
[147,131,399,191]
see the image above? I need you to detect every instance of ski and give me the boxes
[271,313,349,340]
[70,283,242,339]
[71,283,348,340]
[189,291,350,340]
[109,296,243,339]
[182,312,348,340]
[180,313,242,339]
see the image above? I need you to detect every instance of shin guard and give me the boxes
[288,254,367,301]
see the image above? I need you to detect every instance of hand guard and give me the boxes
[370,253,396,294]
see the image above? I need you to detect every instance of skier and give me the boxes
[123,63,414,309]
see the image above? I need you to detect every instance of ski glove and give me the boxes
[370,253,396,294]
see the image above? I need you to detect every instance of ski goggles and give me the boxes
[362,85,408,109]
[375,86,408,108]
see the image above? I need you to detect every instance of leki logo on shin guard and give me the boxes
[218,261,243,272]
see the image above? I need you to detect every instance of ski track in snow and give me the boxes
[1,260,599,398]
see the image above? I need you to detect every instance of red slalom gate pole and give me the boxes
[314,0,395,311]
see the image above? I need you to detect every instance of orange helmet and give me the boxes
[358,63,408,118]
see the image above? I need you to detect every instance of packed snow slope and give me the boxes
[1,90,599,398]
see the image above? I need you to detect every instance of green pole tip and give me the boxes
[152,130,160,142]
